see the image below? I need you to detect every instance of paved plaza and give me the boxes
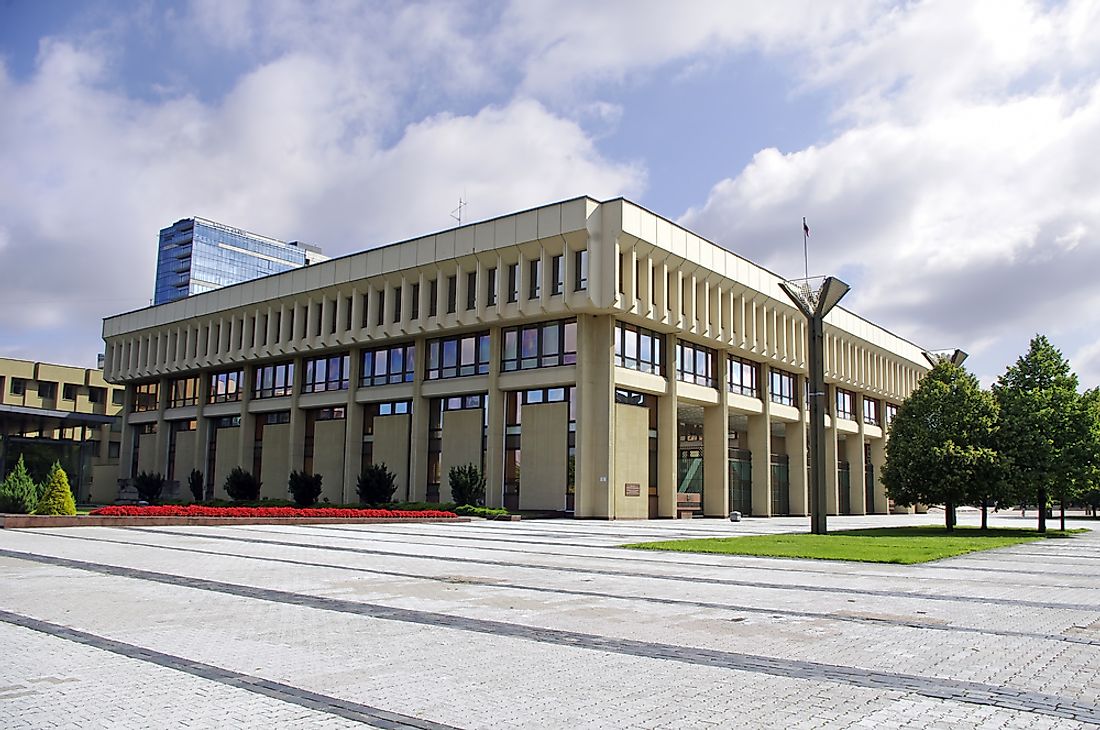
[1,513,1098,729]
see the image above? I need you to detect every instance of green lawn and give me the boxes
[623,525,1085,564]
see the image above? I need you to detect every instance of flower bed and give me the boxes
[90,505,457,519]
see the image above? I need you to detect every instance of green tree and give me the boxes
[448,463,485,507]
[187,469,205,503]
[1076,388,1100,518]
[224,467,261,501]
[288,470,323,507]
[993,335,1093,532]
[882,360,1000,531]
[357,463,397,505]
[0,455,38,514]
[32,462,77,516]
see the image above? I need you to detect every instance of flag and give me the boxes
[803,217,810,237]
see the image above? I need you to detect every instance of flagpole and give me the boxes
[803,216,809,281]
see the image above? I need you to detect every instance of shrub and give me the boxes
[0,455,38,514]
[224,467,261,501]
[32,462,77,516]
[448,463,485,507]
[357,463,397,505]
[453,504,509,518]
[134,471,165,503]
[187,469,204,502]
[288,470,323,507]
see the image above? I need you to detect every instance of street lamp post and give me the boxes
[780,277,850,535]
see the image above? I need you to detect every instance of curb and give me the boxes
[0,515,471,529]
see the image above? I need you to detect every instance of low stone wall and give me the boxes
[0,515,470,529]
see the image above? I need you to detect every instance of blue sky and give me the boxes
[2,0,1099,388]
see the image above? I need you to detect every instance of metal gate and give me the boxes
[838,461,851,515]
[770,454,790,516]
[728,448,752,515]
[864,461,875,514]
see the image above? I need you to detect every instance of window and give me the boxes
[574,249,588,291]
[88,386,106,404]
[466,271,477,311]
[551,255,563,295]
[392,286,402,323]
[863,397,880,426]
[132,383,159,412]
[254,361,295,399]
[411,283,420,320]
[112,389,125,406]
[507,263,519,303]
[314,407,345,421]
[676,341,716,387]
[885,403,899,426]
[303,353,350,392]
[168,376,199,408]
[38,381,57,399]
[769,369,797,407]
[614,321,664,375]
[836,388,856,420]
[209,369,244,403]
[425,331,490,380]
[375,290,385,326]
[447,275,457,314]
[501,319,577,371]
[728,356,759,397]
[62,383,78,401]
[361,342,416,386]
[529,259,541,299]
[486,267,497,306]
[108,442,121,459]
[261,411,290,425]
[10,377,24,396]
[429,279,438,317]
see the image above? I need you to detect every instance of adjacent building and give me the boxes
[104,197,931,518]
[0,357,124,503]
[154,217,328,305]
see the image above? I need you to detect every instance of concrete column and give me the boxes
[825,388,840,514]
[786,378,809,515]
[748,368,772,516]
[703,350,729,517]
[848,394,867,515]
[342,351,364,503]
[238,367,257,473]
[286,357,305,475]
[119,387,135,480]
[576,313,614,518]
[869,435,888,514]
[153,378,169,475]
[194,373,210,479]
[484,326,505,509]
[407,336,429,502]
[656,335,678,518]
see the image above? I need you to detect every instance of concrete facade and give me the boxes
[102,197,930,517]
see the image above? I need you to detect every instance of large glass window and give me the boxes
[447,275,457,314]
[863,397,880,426]
[361,342,416,386]
[551,255,563,295]
[132,383,159,412]
[501,319,577,372]
[676,340,717,387]
[529,259,541,299]
[425,331,490,380]
[486,268,497,306]
[254,361,295,399]
[303,353,350,392]
[466,271,477,311]
[209,369,244,403]
[614,321,664,375]
[574,249,588,291]
[507,263,519,303]
[885,403,899,426]
[728,356,759,397]
[769,369,797,407]
[836,387,856,420]
[168,376,199,408]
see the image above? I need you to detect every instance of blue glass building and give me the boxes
[153,217,326,305]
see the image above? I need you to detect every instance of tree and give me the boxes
[224,467,261,501]
[0,455,38,514]
[32,462,77,516]
[882,359,1000,531]
[187,469,205,503]
[357,463,397,505]
[448,463,486,507]
[134,471,164,503]
[1076,388,1100,518]
[288,470,323,507]
[993,335,1093,532]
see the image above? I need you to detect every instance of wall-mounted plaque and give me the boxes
[624,483,641,497]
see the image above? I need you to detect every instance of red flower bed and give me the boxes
[90,505,457,518]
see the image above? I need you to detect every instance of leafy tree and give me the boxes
[187,469,205,503]
[224,467,261,501]
[357,463,397,505]
[1077,388,1100,518]
[0,455,38,514]
[993,336,1094,532]
[448,463,486,507]
[32,462,77,516]
[288,470,323,507]
[134,471,165,503]
[882,360,1000,531]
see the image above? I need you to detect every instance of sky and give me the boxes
[1,0,1099,388]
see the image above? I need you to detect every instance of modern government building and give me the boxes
[102,197,932,518]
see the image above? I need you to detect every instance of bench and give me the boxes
[676,492,701,519]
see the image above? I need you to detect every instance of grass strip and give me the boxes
[623,525,1085,564]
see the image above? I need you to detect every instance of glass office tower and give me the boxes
[153,217,326,305]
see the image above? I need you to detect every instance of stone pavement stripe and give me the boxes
[0,608,463,730]
[31,529,1100,648]
[3,546,1098,726]
[298,524,1100,586]
[125,526,1100,612]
